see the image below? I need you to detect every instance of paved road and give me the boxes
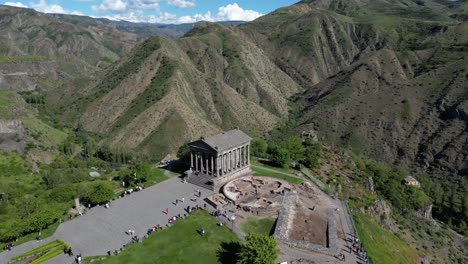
[0,176,213,263]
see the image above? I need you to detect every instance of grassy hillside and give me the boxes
[0,5,141,92]
[354,211,419,264]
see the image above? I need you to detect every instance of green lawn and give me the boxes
[85,210,240,264]
[251,159,291,174]
[240,217,275,236]
[353,212,419,264]
[252,166,303,184]
[144,168,170,186]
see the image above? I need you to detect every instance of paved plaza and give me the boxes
[0,176,213,263]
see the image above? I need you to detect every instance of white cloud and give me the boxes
[172,3,262,24]
[27,0,84,15]
[92,0,127,13]
[71,10,85,16]
[31,0,66,13]
[216,3,261,21]
[88,1,261,24]
[130,0,160,10]
[3,1,28,8]
[167,0,194,8]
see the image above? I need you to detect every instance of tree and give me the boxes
[282,136,304,162]
[303,145,321,169]
[237,234,278,264]
[134,162,151,183]
[267,146,290,168]
[83,181,115,205]
[251,138,268,157]
[177,143,191,161]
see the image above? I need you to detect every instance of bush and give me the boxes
[82,181,115,205]
[251,138,268,157]
[267,146,290,168]
[237,233,278,264]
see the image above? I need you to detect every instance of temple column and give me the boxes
[211,155,214,176]
[205,154,209,174]
[195,152,199,172]
[228,151,231,172]
[243,146,246,166]
[190,152,193,169]
[247,145,250,164]
[223,153,228,174]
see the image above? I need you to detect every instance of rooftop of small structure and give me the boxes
[404,175,418,182]
[190,129,252,152]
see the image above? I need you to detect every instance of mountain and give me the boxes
[50,13,245,39]
[71,24,301,160]
[288,0,468,184]
[0,5,142,92]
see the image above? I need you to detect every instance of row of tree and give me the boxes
[250,136,321,169]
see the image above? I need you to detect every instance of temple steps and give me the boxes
[187,172,215,191]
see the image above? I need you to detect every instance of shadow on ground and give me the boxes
[217,241,241,264]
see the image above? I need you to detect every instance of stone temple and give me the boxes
[187,129,252,190]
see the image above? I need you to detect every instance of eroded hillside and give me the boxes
[0,5,140,91]
[75,25,301,159]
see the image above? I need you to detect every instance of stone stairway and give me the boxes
[187,173,215,190]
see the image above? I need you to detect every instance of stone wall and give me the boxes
[213,167,251,190]
[326,209,338,252]
[273,191,297,241]
[273,192,339,257]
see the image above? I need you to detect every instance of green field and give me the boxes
[0,55,47,64]
[21,118,68,146]
[240,217,275,236]
[0,90,17,118]
[252,166,303,184]
[353,212,419,264]
[86,210,240,264]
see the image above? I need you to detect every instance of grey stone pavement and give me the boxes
[0,176,213,263]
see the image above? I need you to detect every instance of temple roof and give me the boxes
[190,129,252,152]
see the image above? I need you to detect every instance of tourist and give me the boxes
[196,189,200,197]
[198,190,202,197]
[166,208,169,215]
[201,228,205,236]
[181,197,185,203]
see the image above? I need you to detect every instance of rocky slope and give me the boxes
[292,0,468,187]
[75,24,300,159]
[0,5,140,91]
[68,1,468,174]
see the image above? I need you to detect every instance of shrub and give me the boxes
[237,233,278,264]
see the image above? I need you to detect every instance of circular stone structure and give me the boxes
[223,176,292,210]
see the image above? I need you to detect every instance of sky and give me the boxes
[2,0,300,24]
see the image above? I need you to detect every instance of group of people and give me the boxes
[74,254,82,264]
[4,243,13,251]
[351,235,368,263]
[63,245,73,256]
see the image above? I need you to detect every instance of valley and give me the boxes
[0,1,467,264]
